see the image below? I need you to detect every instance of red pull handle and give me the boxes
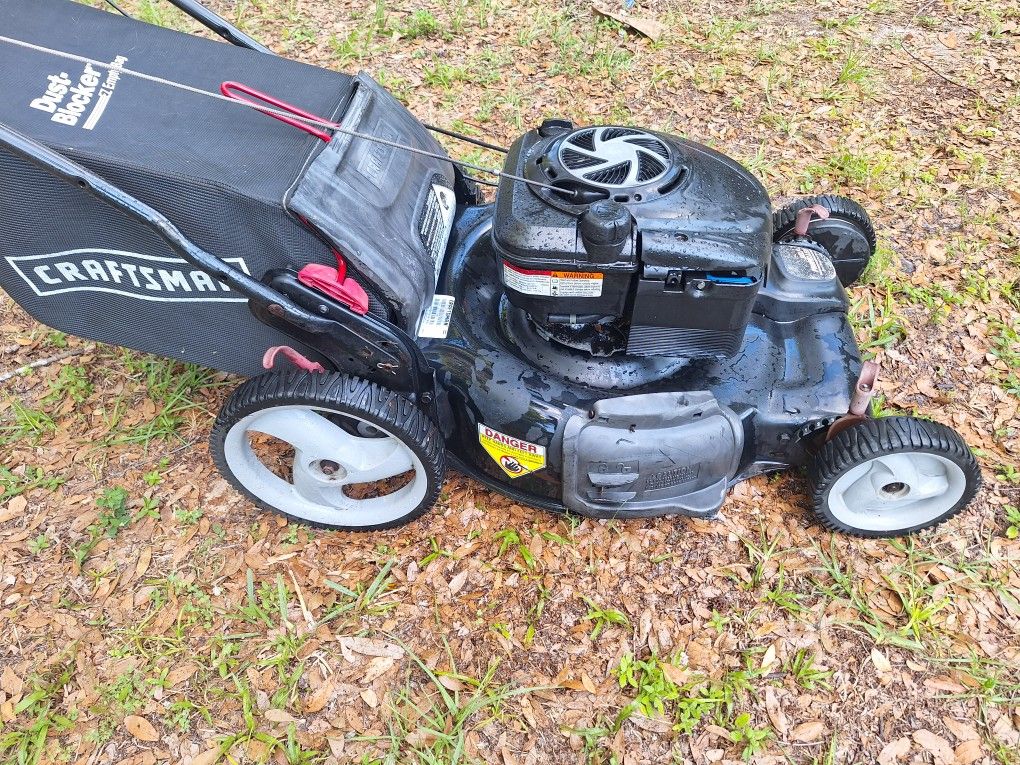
[220,81,337,143]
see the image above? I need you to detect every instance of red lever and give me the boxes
[794,204,830,237]
[262,346,325,373]
[221,81,338,143]
[298,252,370,315]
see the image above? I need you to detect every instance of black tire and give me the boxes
[210,371,445,531]
[807,416,980,537]
[773,195,877,287]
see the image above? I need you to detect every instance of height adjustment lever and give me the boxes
[794,204,830,237]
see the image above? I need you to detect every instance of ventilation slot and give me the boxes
[561,148,604,170]
[583,162,631,186]
[624,136,670,159]
[566,129,596,151]
[657,167,688,196]
[636,153,666,183]
[599,127,642,141]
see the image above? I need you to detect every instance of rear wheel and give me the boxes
[210,371,444,530]
[773,195,876,286]
[807,416,980,537]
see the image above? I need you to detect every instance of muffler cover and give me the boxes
[562,391,743,518]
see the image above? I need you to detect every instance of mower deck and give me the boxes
[423,205,862,519]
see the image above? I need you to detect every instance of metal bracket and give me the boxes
[827,361,880,440]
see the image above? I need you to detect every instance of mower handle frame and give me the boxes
[161,0,273,55]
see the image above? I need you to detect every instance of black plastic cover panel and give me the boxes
[289,76,456,329]
[561,391,743,518]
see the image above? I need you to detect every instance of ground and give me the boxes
[1,0,1018,763]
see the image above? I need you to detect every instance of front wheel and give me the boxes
[210,371,445,531]
[807,416,980,537]
[773,195,876,287]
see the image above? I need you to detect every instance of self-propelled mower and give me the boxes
[0,0,981,536]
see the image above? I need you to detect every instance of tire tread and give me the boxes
[773,194,878,250]
[807,416,980,537]
[210,371,445,532]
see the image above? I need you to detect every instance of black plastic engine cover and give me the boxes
[492,124,774,359]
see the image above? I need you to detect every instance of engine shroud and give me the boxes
[492,122,773,359]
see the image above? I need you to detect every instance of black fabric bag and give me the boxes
[0,0,453,374]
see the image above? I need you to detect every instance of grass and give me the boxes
[358,651,540,765]
[0,658,78,765]
[318,558,400,625]
[1004,506,1020,539]
[581,596,630,640]
[399,9,441,39]
[614,651,764,744]
[70,486,133,568]
[41,363,92,405]
[98,353,222,446]
[0,400,57,445]
[988,320,1020,396]
[492,527,536,569]
[787,649,833,691]
[0,466,66,501]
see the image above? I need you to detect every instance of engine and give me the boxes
[492,121,773,359]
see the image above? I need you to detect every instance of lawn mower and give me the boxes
[0,0,981,536]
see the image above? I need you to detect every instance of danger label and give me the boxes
[477,424,546,478]
[502,261,603,298]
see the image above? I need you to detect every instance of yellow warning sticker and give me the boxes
[478,424,547,478]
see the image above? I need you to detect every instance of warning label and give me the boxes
[417,294,455,339]
[502,261,603,298]
[477,424,547,478]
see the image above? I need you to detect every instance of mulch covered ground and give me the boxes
[1,0,1018,763]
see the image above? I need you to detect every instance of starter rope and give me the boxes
[0,34,562,193]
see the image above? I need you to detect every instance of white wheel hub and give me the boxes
[827,451,967,532]
[222,405,427,526]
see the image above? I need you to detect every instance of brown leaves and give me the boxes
[338,637,403,661]
[164,663,199,688]
[938,32,959,50]
[303,680,334,713]
[264,709,297,724]
[954,739,985,765]
[448,568,469,594]
[790,720,827,742]
[123,714,158,742]
[591,3,666,42]
[912,729,955,765]
[190,749,221,765]
[870,648,893,674]
[134,546,152,579]
[764,687,788,736]
[1,666,23,697]
[363,656,396,683]
[878,737,912,765]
